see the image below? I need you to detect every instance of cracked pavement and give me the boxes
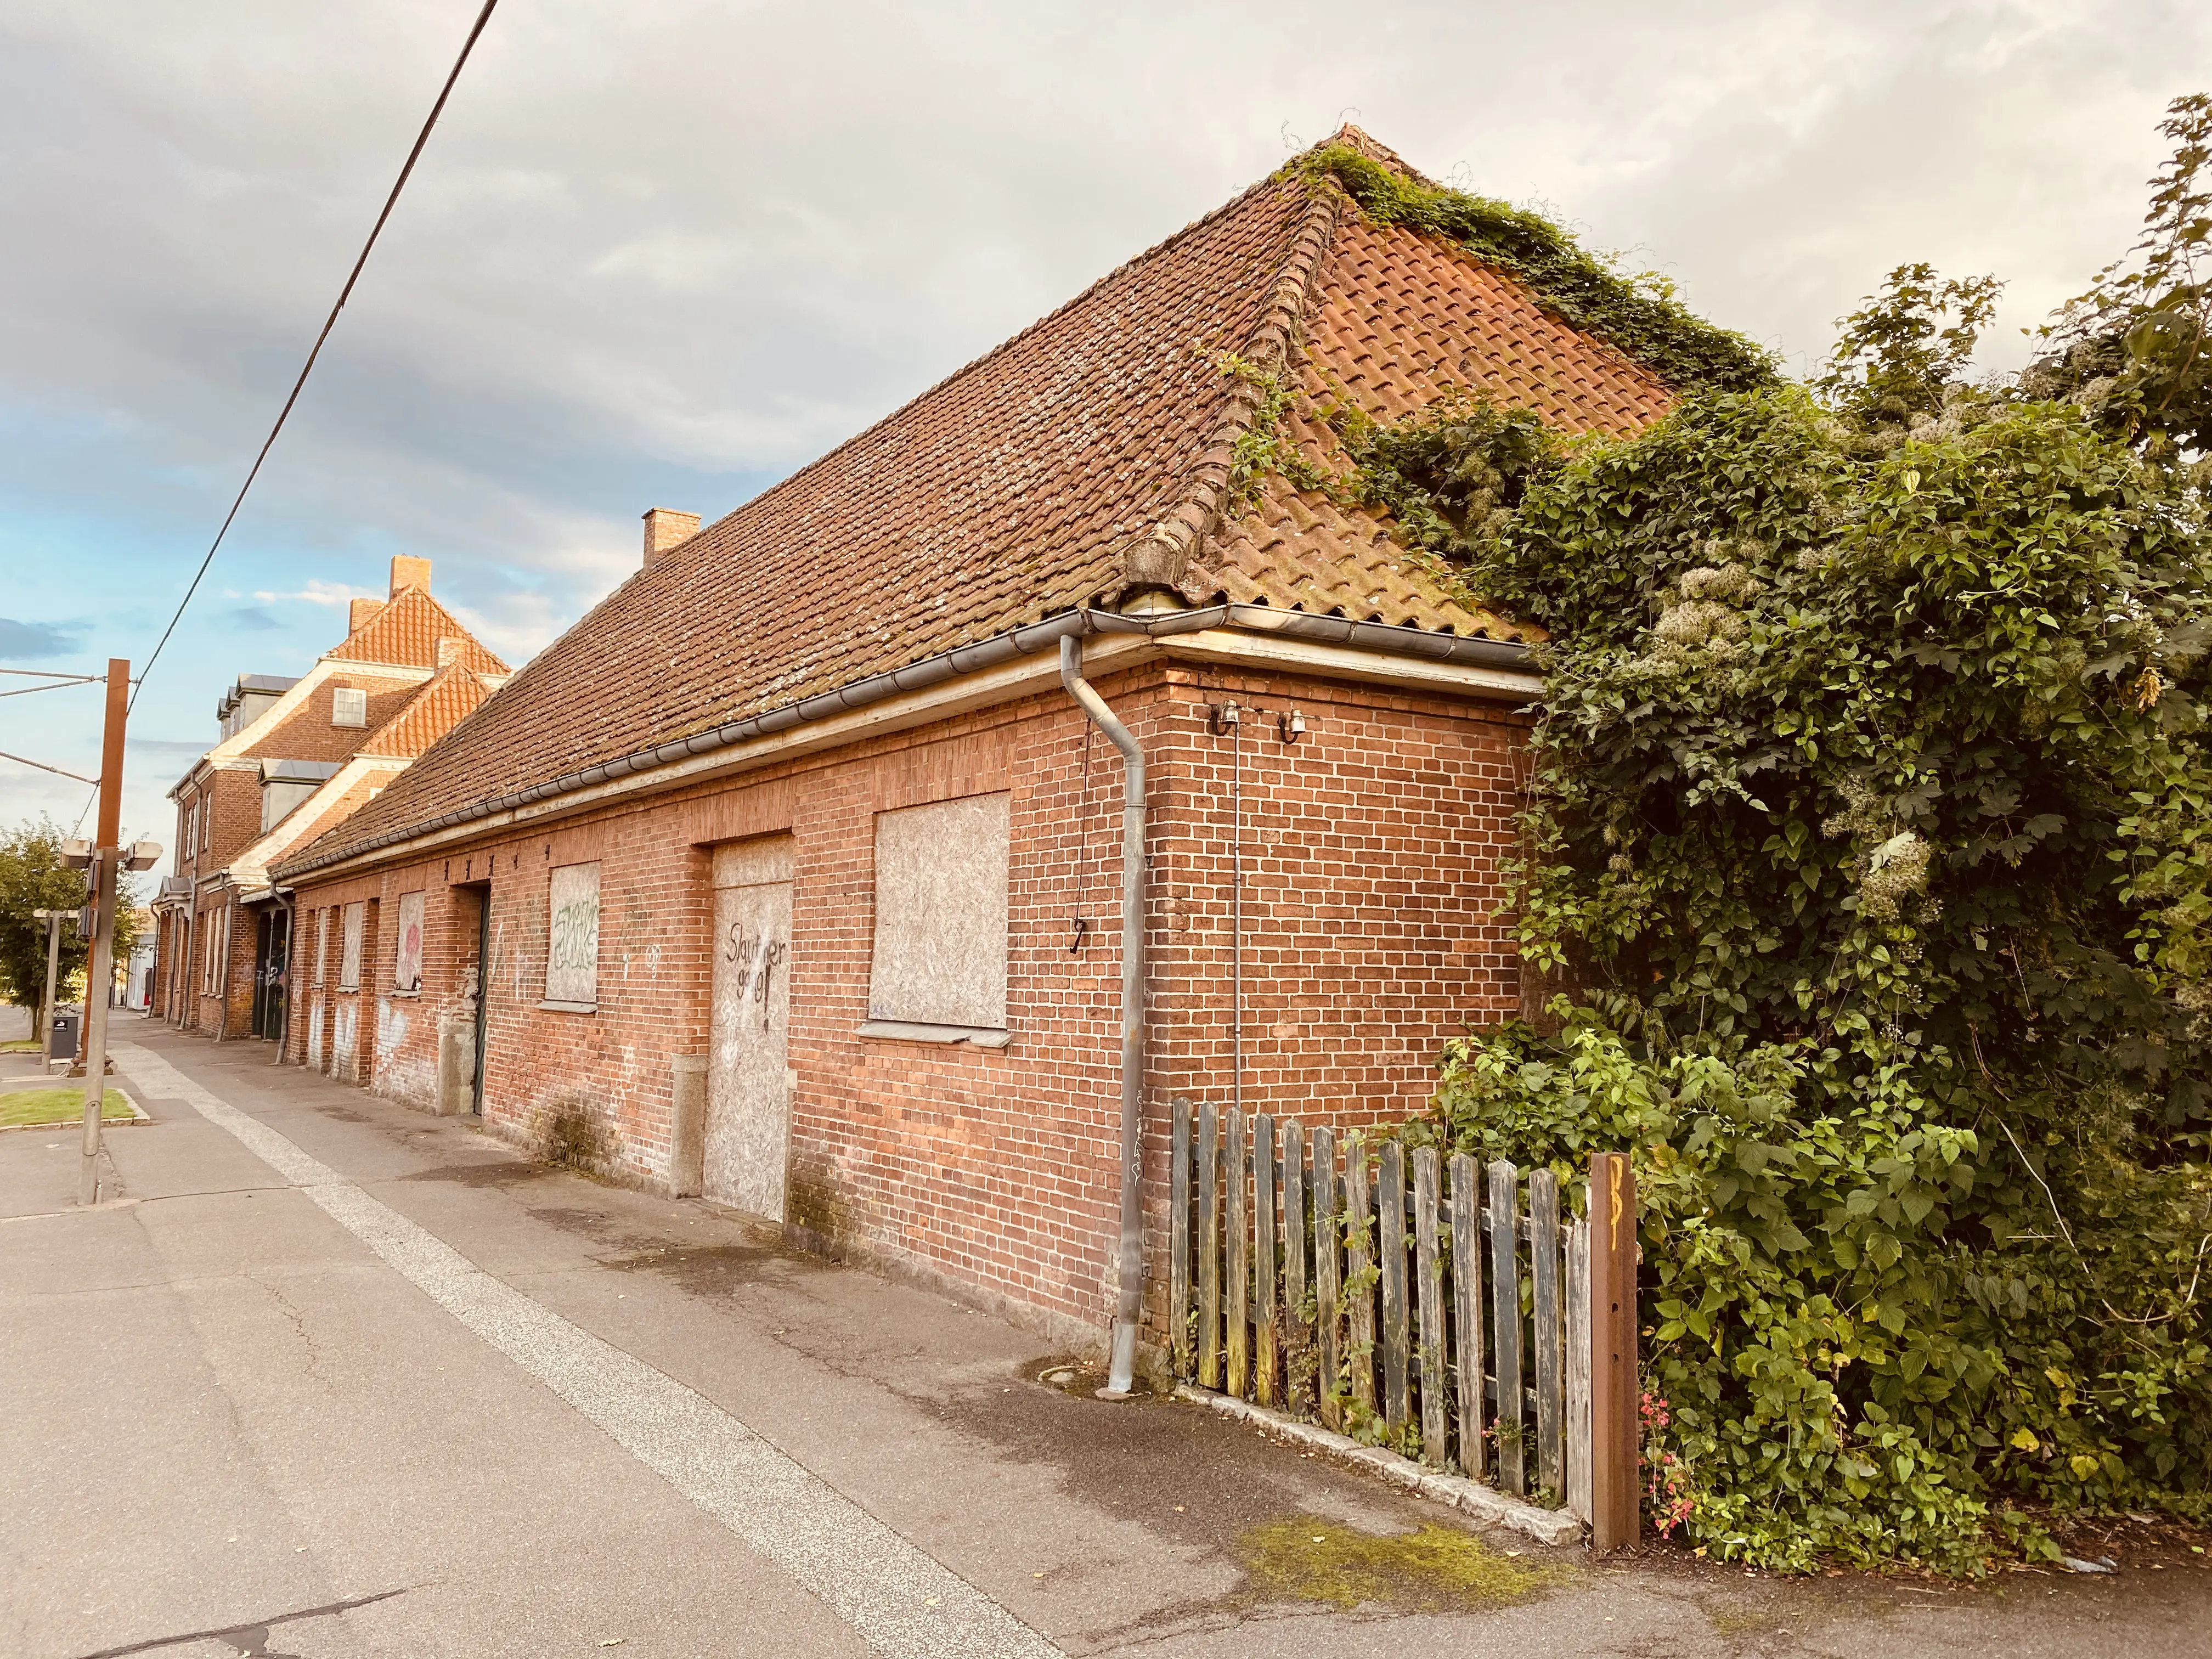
[4,1016,2208,1657]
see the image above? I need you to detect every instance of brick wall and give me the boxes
[243,670,426,765]
[286,656,1531,1344]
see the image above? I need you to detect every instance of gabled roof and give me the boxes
[288,128,1675,876]
[228,665,496,891]
[330,584,508,676]
[359,663,493,759]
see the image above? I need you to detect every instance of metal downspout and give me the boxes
[1058,633,1147,1398]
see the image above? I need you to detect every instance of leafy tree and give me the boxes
[2030,94,2212,458]
[0,817,142,1039]
[1347,97,2212,1570]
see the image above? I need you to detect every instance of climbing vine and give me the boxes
[1374,99,2212,1573]
[1293,143,1775,393]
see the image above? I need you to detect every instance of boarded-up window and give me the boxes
[314,908,329,986]
[393,891,425,993]
[339,901,365,991]
[868,792,1010,1031]
[545,863,600,1008]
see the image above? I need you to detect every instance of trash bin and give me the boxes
[48,1006,81,1064]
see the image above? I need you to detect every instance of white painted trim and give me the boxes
[224,755,411,892]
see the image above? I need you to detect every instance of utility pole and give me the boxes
[31,909,66,1063]
[77,659,128,1208]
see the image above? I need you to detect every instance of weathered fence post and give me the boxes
[1413,1147,1447,1466]
[1254,1111,1278,1408]
[1449,1153,1485,1480]
[1311,1125,1341,1430]
[1198,1101,1222,1390]
[1345,1138,1376,1418]
[1488,1159,1525,1495]
[1588,1150,1640,1550]
[1531,1166,1564,1500]
[1566,1210,1592,1523]
[1378,1140,1409,1431]
[1282,1118,1307,1415]
[1170,1098,1193,1380]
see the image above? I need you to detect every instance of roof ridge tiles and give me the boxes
[1116,183,1344,603]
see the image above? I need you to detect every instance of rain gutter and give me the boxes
[278,604,1532,881]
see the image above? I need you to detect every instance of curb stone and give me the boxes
[1175,1384,1585,1548]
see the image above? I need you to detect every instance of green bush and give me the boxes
[1377,99,2212,1572]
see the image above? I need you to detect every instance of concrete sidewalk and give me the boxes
[2,1018,2204,1658]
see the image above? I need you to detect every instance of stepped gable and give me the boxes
[329,584,508,676]
[289,129,1678,874]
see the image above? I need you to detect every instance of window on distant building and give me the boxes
[332,687,368,728]
[865,792,1010,1041]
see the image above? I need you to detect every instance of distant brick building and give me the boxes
[150,557,507,1045]
[272,131,1671,1353]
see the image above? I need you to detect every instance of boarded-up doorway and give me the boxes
[708,837,794,1219]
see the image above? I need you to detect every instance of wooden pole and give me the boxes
[1587,1150,1640,1551]
[77,658,127,1207]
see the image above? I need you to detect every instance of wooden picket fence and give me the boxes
[1168,1099,1639,1533]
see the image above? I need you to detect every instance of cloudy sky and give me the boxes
[1,0,2204,848]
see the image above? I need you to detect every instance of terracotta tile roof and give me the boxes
[288,128,1675,874]
[1203,212,1673,639]
[329,585,508,676]
[358,663,493,759]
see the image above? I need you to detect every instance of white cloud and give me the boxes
[0,0,2204,840]
[251,579,380,609]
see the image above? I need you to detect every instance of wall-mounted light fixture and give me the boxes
[1278,709,1307,744]
[1209,701,1242,735]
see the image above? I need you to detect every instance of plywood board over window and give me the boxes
[544,862,600,1011]
[865,792,1011,1046]
[339,901,365,992]
[393,891,425,994]
[314,909,330,987]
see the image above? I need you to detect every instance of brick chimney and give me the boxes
[390,554,432,597]
[348,597,386,634]
[436,636,465,668]
[642,509,701,571]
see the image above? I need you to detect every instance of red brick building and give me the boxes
[150,557,507,1046]
[272,132,1670,1359]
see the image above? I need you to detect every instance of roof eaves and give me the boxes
[273,603,1529,883]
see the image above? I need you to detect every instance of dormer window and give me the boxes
[332,687,368,727]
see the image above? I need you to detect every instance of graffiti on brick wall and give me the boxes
[339,901,364,991]
[393,891,425,993]
[545,862,600,1006]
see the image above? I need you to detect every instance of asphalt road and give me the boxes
[3,1016,2207,1658]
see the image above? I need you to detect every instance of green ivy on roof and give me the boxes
[1295,144,1776,394]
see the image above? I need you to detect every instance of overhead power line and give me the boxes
[129,0,503,714]
[1,749,99,785]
